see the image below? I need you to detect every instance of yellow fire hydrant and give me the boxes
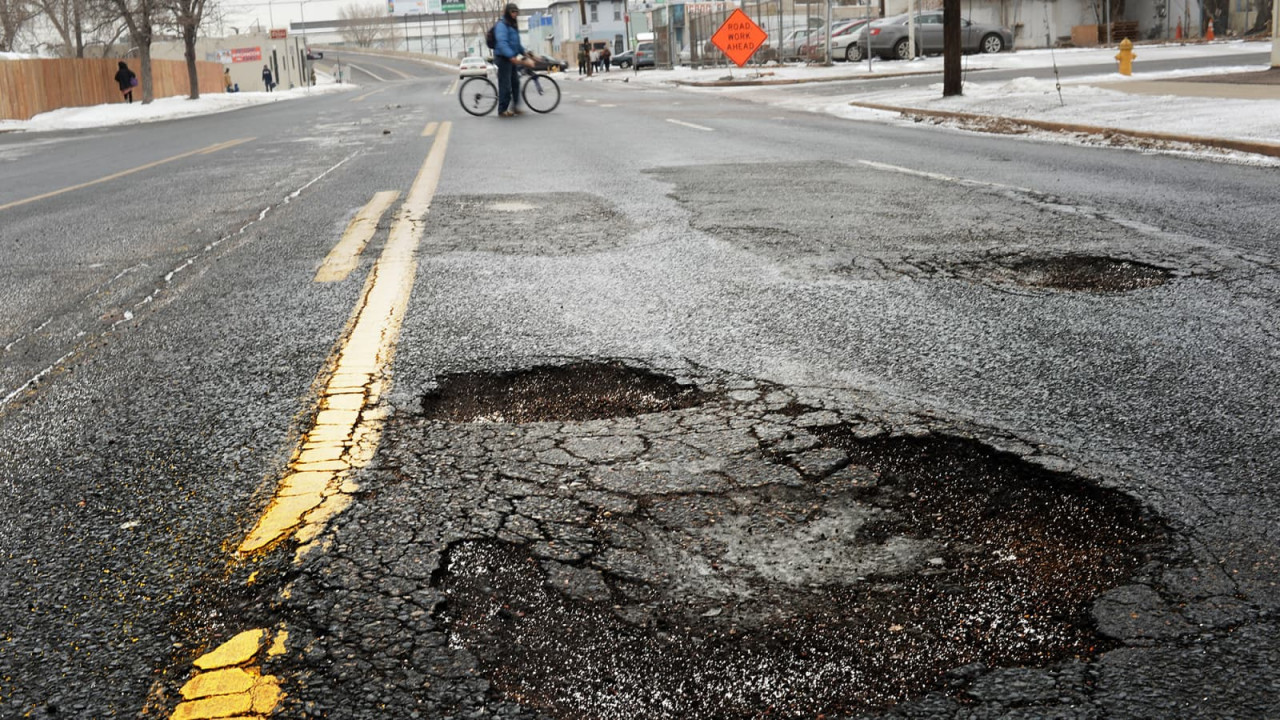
[1115,38,1136,76]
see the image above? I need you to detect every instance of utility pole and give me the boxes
[942,0,960,95]
[1272,0,1279,68]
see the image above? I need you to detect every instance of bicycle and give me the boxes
[458,62,561,117]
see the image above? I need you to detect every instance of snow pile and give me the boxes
[0,79,359,133]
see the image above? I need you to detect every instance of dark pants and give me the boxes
[496,56,519,113]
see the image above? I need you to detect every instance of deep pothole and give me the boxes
[419,362,707,423]
[431,428,1165,719]
[977,255,1173,292]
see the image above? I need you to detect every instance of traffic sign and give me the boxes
[269,28,287,39]
[441,0,464,10]
[710,8,767,67]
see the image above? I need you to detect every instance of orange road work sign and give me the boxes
[711,9,768,67]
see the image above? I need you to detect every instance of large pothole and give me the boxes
[980,255,1173,292]
[419,362,707,423]
[430,424,1165,718]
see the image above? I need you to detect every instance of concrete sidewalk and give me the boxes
[1096,67,1280,99]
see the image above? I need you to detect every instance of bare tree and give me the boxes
[469,0,503,44]
[163,0,210,98]
[37,0,128,57]
[0,0,39,51]
[106,0,160,102]
[339,2,391,48]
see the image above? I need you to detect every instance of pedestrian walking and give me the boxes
[113,61,137,103]
[589,47,600,73]
[578,42,588,75]
[601,46,611,72]
[262,65,273,92]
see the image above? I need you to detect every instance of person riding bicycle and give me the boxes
[493,3,536,117]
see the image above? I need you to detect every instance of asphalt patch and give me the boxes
[419,362,707,423]
[420,193,632,255]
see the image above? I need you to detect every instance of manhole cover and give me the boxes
[997,255,1171,292]
[430,428,1164,718]
[420,362,707,423]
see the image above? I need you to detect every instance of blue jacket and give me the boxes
[494,18,525,59]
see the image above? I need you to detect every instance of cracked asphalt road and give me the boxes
[2,60,1278,718]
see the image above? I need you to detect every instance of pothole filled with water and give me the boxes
[419,362,707,423]
[979,255,1172,292]
[430,425,1166,719]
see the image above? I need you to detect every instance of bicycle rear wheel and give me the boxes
[459,76,498,116]
[521,73,560,113]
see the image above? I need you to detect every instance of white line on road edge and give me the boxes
[0,154,358,415]
[666,118,714,131]
[857,159,1173,239]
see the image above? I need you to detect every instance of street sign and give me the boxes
[710,8,767,67]
[269,28,287,39]
[441,0,464,10]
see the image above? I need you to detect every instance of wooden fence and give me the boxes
[0,58,224,121]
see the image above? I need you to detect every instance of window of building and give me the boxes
[590,2,598,22]
[613,4,622,20]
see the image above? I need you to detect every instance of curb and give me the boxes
[672,67,955,87]
[848,100,1280,159]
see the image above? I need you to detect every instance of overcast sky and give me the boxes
[212,0,554,37]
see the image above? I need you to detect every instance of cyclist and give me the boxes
[493,3,536,117]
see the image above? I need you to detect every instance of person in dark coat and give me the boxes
[114,61,136,103]
[262,64,274,91]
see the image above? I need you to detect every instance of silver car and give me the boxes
[852,12,1013,61]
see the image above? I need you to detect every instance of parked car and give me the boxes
[852,12,1014,61]
[533,54,568,72]
[633,42,656,68]
[305,48,324,60]
[458,56,492,77]
[799,18,871,62]
[611,49,635,68]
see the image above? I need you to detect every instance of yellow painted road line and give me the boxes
[421,121,439,137]
[348,88,384,103]
[314,190,400,282]
[168,627,288,720]
[0,138,256,213]
[198,137,254,155]
[238,121,452,557]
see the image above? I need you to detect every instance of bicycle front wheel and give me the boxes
[521,73,560,113]
[459,76,498,116]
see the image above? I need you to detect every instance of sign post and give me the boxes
[710,8,767,68]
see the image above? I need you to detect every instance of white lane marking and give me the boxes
[857,159,1173,239]
[666,118,714,131]
[346,63,387,82]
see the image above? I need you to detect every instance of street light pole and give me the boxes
[1271,0,1279,68]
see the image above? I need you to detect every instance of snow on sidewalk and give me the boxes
[0,76,358,134]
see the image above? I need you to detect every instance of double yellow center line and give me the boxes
[166,120,452,719]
